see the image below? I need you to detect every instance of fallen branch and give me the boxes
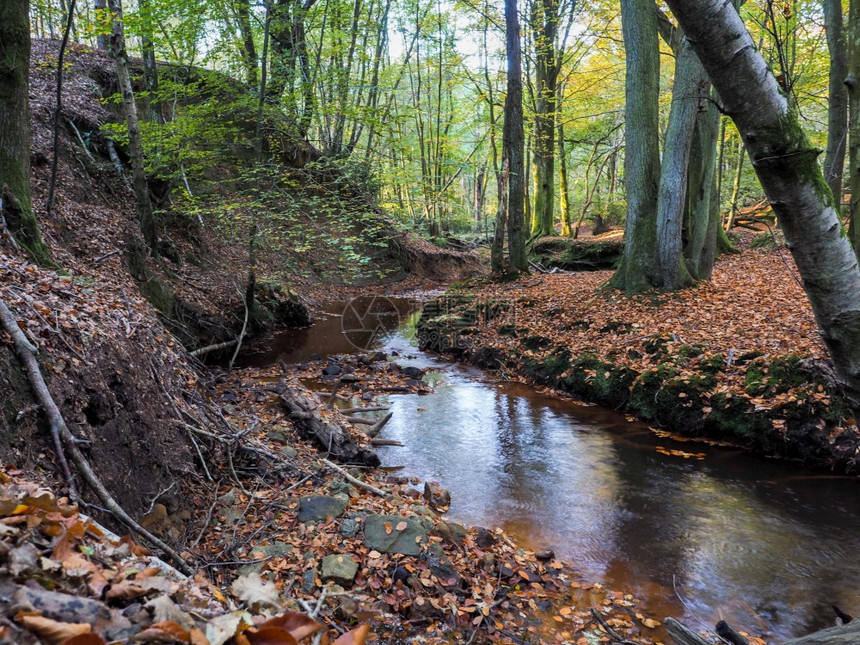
[370,438,403,447]
[190,339,238,357]
[0,297,194,576]
[715,620,748,645]
[319,458,388,497]
[589,608,639,645]
[663,617,712,645]
[366,412,393,439]
[346,416,376,425]
[341,406,390,414]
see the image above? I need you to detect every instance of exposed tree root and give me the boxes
[0,296,194,576]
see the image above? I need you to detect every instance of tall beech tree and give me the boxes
[0,0,53,267]
[609,0,660,292]
[504,0,527,271]
[823,0,847,206]
[664,0,860,408]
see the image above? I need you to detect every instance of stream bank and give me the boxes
[414,248,860,473]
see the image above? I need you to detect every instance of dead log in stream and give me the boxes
[277,378,380,467]
[666,617,860,645]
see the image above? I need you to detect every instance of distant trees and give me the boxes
[0,0,53,267]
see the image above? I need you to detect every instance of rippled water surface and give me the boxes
[244,299,860,641]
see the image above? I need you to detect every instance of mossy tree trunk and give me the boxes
[655,32,703,290]
[823,0,848,207]
[503,0,527,271]
[529,0,560,239]
[0,0,54,267]
[847,0,860,257]
[107,0,158,255]
[666,0,860,408]
[610,0,661,291]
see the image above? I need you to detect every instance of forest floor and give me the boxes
[417,234,860,473]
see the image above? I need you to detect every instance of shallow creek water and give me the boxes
[240,297,860,641]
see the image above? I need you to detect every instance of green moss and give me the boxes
[743,355,809,396]
[642,335,672,356]
[560,354,637,407]
[497,324,517,337]
[699,354,726,373]
[628,365,677,421]
[521,335,552,351]
[678,344,705,358]
[704,393,771,444]
[735,350,764,365]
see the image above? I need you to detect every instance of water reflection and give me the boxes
[249,299,860,640]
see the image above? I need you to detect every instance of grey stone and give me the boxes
[321,554,359,587]
[411,504,436,517]
[322,364,342,376]
[423,543,460,587]
[362,515,427,555]
[423,482,451,510]
[340,514,363,538]
[268,428,289,443]
[280,445,298,458]
[298,495,347,522]
[433,521,467,546]
[302,568,317,593]
[401,366,425,379]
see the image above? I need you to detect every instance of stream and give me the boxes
[240,297,860,642]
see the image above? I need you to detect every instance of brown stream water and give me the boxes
[240,298,860,641]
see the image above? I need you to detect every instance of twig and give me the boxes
[0,297,193,575]
[190,339,238,357]
[589,608,639,645]
[340,406,390,414]
[229,289,250,370]
[189,486,220,551]
[93,249,121,263]
[319,458,388,497]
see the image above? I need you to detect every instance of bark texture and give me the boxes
[665,0,860,407]
[824,0,848,205]
[0,0,53,266]
[529,0,559,238]
[610,0,661,291]
[503,0,527,271]
[656,36,703,289]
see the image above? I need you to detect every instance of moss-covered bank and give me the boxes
[416,295,860,472]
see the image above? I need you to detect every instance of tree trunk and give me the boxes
[656,35,703,289]
[234,0,258,86]
[665,0,860,407]
[0,0,54,267]
[726,138,745,230]
[504,0,527,271]
[847,0,860,255]
[558,117,572,236]
[529,0,559,238]
[610,0,661,291]
[139,0,161,123]
[824,0,848,206]
[107,0,158,255]
[93,0,110,50]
